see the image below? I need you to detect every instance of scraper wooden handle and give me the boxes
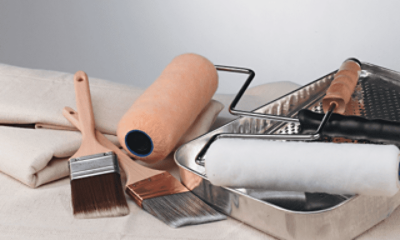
[322,59,361,114]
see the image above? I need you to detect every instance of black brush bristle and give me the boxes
[71,173,129,218]
[141,192,226,228]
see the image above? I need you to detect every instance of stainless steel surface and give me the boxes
[69,152,120,180]
[175,62,400,240]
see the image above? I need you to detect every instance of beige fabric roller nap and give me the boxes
[118,53,218,163]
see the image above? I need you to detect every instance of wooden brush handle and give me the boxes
[63,107,164,185]
[70,71,110,158]
[322,59,361,114]
[73,71,97,141]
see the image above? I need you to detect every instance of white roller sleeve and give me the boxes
[205,139,400,196]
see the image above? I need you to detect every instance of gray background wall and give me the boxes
[1,0,399,93]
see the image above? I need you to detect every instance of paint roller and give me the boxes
[298,58,400,145]
[117,53,218,163]
[199,59,400,196]
[205,139,400,196]
[216,58,400,145]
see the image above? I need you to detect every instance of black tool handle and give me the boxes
[298,109,400,145]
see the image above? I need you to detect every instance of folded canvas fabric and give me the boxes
[0,63,224,188]
[0,126,120,188]
[0,63,299,189]
[0,63,150,134]
[0,63,299,133]
[0,100,223,188]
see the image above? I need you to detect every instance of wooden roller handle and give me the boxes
[322,59,361,114]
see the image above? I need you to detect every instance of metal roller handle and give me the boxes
[298,109,400,145]
[196,67,339,165]
[218,59,361,122]
[215,65,300,123]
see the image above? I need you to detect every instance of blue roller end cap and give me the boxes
[125,130,153,157]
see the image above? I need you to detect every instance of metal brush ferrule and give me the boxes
[126,172,188,208]
[69,152,120,180]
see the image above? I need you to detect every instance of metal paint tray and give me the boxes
[175,62,400,240]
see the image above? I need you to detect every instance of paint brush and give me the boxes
[63,106,226,227]
[68,71,129,218]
